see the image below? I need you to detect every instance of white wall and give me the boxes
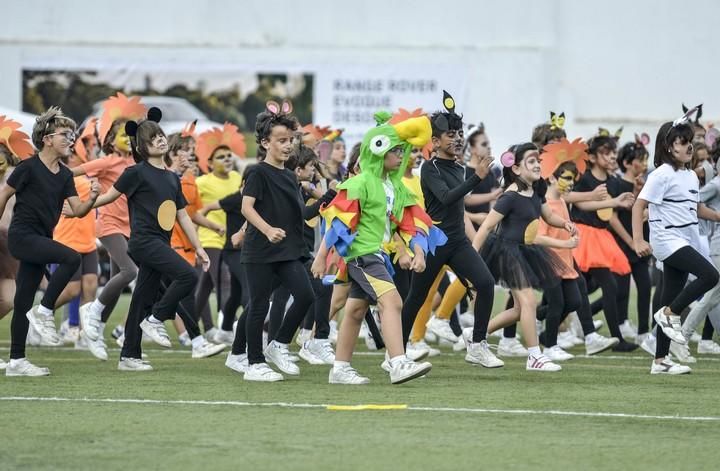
[2,0,717,152]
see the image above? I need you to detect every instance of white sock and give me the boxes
[37,305,53,317]
[333,360,350,369]
[89,299,105,317]
[147,315,161,324]
[528,346,542,357]
[191,335,205,349]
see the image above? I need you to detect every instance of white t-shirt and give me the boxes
[638,163,702,261]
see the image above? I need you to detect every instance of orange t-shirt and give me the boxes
[171,172,202,266]
[54,176,97,253]
[538,197,578,280]
[80,154,133,239]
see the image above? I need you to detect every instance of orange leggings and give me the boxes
[409,267,448,343]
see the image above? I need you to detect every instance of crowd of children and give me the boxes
[0,91,719,382]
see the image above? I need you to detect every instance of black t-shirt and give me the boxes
[301,186,336,254]
[464,166,499,215]
[114,161,187,245]
[421,157,482,245]
[492,191,544,244]
[7,156,77,238]
[608,176,649,254]
[219,191,245,251]
[240,162,307,263]
[570,170,612,229]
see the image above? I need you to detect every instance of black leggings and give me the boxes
[194,248,231,331]
[239,260,314,364]
[9,233,80,359]
[656,246,719,359]
[402,240,494,344]
[268,285,291,341]
[584,268,626,341]
[543,279,583,347]
[160,277,201,340]
[220,250,247,332]
[617,259,652,334]
[301,260,332,339]
[122,240,198,359]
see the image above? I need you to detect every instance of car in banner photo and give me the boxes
[90,96,224,135]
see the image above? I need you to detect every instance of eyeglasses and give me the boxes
[46,131,76,142]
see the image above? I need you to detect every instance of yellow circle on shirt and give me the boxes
[597,207,613,222]
[524,219,539,245]
[157,200,177,231]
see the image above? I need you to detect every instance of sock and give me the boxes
[528,346,542,357]
[179,332,190,343]
[389,354,407,367]
[191,335,205,349]
[89,299,105,317]
[333,360,350,369]
[37,305,53,317]
[147,315,161,324]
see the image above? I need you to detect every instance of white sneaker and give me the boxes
[405,342,430,361]
[698,339,720,354]
[498,337,529,357]
[653,308,687,344]
[669,341,697,363]
[650,357,692,375]
[5,358,50,377]
[192,340,226,359]
[557,331,583,349]
[544,345,574,362]
[690,332,702,344]
[426,317,458,342]
[466,340,505,368]
[329,365,370,385]
[459,311,475,328]
[380,353,392,373]
[116,333,125,348]
[409,340,440,357]
[139,318,172,348]
[389,357,432,384]
[26,307,60,345]
[204,327,219,342]
[593,319,604,331]
[295,329,313,348]
[452,336,466,352]
[27,323,61,347]
[59,320,80,344]
[585,333,619,355]
[489,329,503,339]
[536,319,545,336]
[526,353,562,372]
[0,359,6,370]
[619,320,638,340]
[178,332,192,347]
[213,329,235,347]
[359,321,369,339]
[301,339,335,365]
[81,331,108,361]
[118,357,153,372]
[79,303,101,341]
[225,352,249,373]
[424,331,438,344]
[264,340,300,375]
[640,333,657,357]
[364,331,378,350]
[244,362,284,382]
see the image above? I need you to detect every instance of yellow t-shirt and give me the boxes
[196,171,243,249]
[402,175,425,209]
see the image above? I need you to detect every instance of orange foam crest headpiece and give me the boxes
[181,120,197,139]
[195,122,246,173]
[541,137,588,179]
[73,117,98,163]
[98,93,147,143]
[0,115,34,160]
[390,108,433,159]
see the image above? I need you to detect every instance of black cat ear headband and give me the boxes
[125,107,162,137]
[431,90,458,132]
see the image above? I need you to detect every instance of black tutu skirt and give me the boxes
[481,234,565,290]
[0,228,17,279]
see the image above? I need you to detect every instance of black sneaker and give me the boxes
[612,341,639,352]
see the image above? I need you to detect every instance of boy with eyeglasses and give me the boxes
[0,107,101,376]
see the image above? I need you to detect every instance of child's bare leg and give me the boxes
[514,288,539,348]
[329,283,350,322]
[487,305,521,334]
[376,289,404,358]
[335,297,369,362]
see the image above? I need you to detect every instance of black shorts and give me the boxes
[346,254,396,303]
[71,250,99,282]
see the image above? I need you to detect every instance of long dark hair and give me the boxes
[654,121,694,170]
[502,142,539,192]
